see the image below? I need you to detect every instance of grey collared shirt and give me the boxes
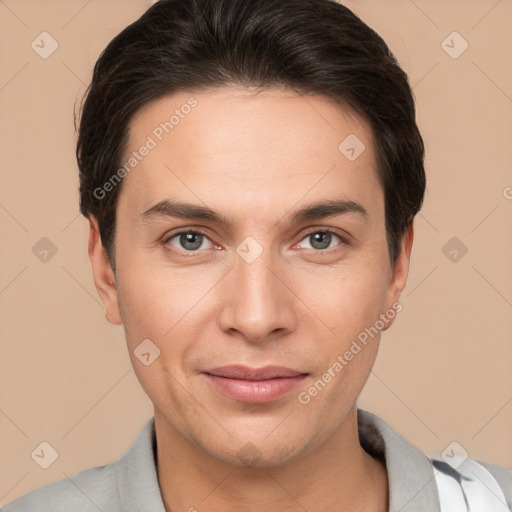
[3,408,511,511]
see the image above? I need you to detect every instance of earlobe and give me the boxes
[88,217,123,326]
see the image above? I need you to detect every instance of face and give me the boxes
[89,86,412,467]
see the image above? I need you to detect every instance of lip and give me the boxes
[202,365,308,404]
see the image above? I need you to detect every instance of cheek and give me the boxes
[115,257,221,390]
[115,268,198,407]
[296,259,390,341]
[117,255,206,338]
[296,268,388,420]
[115,262,221,436]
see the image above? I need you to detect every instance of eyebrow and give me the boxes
[140,197,368,228]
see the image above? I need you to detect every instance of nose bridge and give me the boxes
[239,243,276,302]
[217,237,294,342]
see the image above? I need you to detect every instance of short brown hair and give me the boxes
[76,0,425,269]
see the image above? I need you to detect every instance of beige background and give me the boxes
[1,0,511,506]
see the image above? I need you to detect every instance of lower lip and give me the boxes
[203,374,307,403]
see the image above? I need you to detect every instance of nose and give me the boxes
[217,243,297,343]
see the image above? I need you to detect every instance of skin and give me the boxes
[88,86,414,511]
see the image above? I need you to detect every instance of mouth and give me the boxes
[202,365,309,404]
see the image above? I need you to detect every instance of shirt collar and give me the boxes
[357,408,440,512]
[114,415,166,512]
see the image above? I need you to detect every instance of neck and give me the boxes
[154,406,389,512]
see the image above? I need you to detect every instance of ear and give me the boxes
[381,222,414,331]
[88,216,123,326]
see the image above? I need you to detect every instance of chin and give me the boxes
[195,429,314,469]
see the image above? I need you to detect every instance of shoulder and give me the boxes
[2,463,119,512]
[2,417,158,512]
[357,408,512,512]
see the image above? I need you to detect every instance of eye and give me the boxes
[297,230,344,251]
[163,228,346,256]
[165,230,215,253]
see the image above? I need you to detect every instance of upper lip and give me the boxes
[204,365,307,381]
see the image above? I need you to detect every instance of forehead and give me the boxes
[118,86,382,222]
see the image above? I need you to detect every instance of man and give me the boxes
[4,0,511,511]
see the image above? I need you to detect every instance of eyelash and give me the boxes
[162,228,347,257]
